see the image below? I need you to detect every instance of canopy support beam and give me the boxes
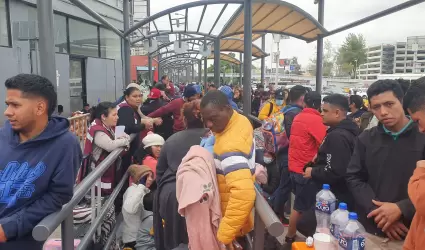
[214,39,221,85]
[260,35,265,85]
[123,0,131,86]
[315,0,324,94]
[242,0,252,115]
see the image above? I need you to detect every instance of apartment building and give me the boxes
[358,44,394,80]
[358,36,425,80]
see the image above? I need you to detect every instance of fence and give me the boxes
[68,113,90,149]
[32,113,285,250]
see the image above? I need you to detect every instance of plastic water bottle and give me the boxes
[315,184,337,234]
[338,212,366,250]
[330,203,349,247]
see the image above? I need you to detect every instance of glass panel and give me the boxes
[69,18,99,57]
[54,14,67,53]
[0,0,9,46]
[100,28,121,60]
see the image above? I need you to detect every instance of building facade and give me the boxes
[0,0,125,122]
[358,36,425,80]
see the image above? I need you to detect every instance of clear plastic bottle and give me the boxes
[315,184,337,234]
[330,203,349,247]
[338,212,366,250]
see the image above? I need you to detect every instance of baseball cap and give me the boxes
[183,85,197,98]
[275,89,285,100]
[148,88,161,99]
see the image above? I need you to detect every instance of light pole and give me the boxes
[354,59,358,79]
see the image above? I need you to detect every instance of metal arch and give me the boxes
[131,31,216,45]
[150,39,205,56]
[149,37,268,58]
[161,58,201,69]
[159,50,241,66]
[159,52,202,64]
[123,0,244,37]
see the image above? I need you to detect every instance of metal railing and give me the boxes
[33,134,136,249]
[33,112,284,250]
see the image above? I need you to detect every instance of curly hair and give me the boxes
[181,99,204,129]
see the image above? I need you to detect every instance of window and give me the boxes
[100,27,121,60]
[54,14,68,53]
[0,0,10,46]
[69,18,99,57]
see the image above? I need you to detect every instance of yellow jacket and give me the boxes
[258,100,286,121]
[214,111,256,244]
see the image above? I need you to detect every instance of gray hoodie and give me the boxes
[135,210,155,250]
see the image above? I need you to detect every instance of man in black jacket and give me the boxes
[304,94,359,209]
[346,80,425,241]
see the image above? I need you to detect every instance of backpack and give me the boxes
[261,106,298,154]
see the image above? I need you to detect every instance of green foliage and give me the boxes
[308,40,334,77]
[335,33,367,77]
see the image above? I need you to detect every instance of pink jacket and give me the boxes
[176,145,222,250]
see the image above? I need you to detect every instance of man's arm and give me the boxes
[0,135,82,240]
[346,137,377,214]
[311,133,352,184]
[148,99,177,118]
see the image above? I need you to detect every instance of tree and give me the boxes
[308,40,334,77]
[335,33,367,78]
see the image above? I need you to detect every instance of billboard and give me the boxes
[279,58,290,67]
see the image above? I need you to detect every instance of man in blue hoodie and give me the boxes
[0,74,82,249]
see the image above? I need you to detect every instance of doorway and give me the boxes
[69,58,87,113]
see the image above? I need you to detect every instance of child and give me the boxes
[122,165,154,250]
[135,189,156,250]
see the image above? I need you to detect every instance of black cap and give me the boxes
[275,89,285,99]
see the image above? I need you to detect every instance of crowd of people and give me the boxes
[2,73,425,250]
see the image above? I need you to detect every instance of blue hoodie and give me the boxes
[0,116,82,248]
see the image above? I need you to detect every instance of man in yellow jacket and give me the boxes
[258,89,286,120]
[200,90,256,245]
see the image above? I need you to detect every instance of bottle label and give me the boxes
[338,235,365,250]
[315,200,336,214]
[330,223,339,238]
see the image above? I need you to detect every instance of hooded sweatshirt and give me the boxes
[311,118,359,209]
[346,121,425,236]
[0,116,82,249]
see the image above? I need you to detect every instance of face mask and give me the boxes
[263,157,273,164]
[275,99,284,106]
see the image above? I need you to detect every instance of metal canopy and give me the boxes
[220,0,326,41]
[208,53,241,65]
[125,0,327,43]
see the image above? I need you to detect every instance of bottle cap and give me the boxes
[339,202,347,210]
[349,212,358,220]
[322,184,330,190]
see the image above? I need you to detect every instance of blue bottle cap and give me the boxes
[349,212,358,220]
[322,184,330,190]
[339,203,347,210]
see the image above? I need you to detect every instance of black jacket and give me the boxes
[346,121,425,236]
[154,128,207,250]
[141,98,174,140]
[262,159,280,195]
[311,118,359,209]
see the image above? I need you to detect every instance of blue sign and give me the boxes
[290,65,295,71]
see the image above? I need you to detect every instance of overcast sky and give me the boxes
[149,0,425,69]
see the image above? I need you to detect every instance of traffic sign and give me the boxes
[290,65,295,71]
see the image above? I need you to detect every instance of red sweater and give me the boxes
[148,98,185,132]
[288,108,326,174]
